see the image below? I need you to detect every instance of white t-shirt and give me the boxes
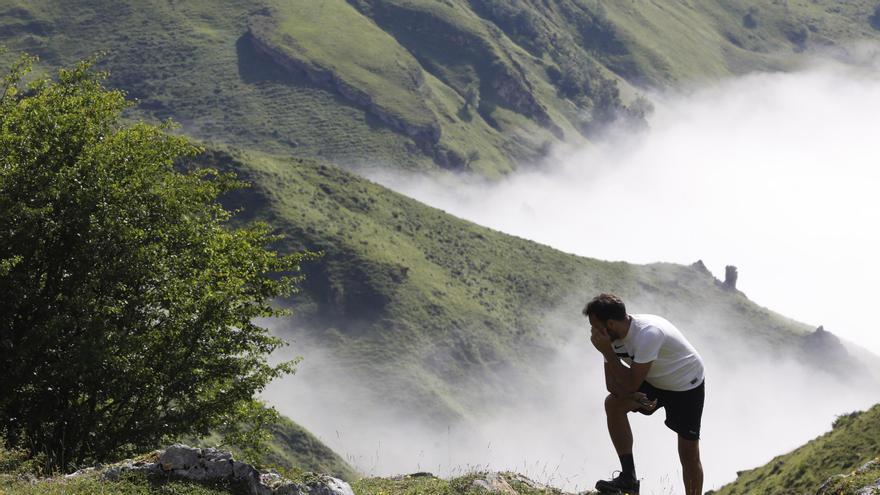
[609,314,705,392]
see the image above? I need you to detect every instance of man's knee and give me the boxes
[605,393,631,415]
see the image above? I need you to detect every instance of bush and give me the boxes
[0,53,310,473]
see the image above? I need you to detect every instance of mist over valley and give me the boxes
[4,1,880,494]
[269,55,880,493]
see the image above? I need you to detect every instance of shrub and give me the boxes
[0,53,310,473]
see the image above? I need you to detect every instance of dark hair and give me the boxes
[583,293,627,322]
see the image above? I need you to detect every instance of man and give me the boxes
[584,293,705,495]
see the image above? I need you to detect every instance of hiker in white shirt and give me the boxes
[585,293,705,495]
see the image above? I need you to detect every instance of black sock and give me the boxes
[620,454,636,479]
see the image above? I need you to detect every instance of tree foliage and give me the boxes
[0,54,309,472]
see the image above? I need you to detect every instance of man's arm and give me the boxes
[591,326,653,395]
[604,357,653,396]
[604,360,615,394]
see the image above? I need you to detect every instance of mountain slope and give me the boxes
[2,0,878,174]
[204,148,878,423]
[262,415,359,481]
[710,404,880,495]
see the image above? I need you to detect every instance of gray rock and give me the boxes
[275,483,305,495]
[203,456,234,478]
[234,460,259,479]
[857,460,880,475]
[855,479,880,495]
[102,465,126,480]
[92,444,349,495]
[187,464,211,481]
[305,476,355,495]
[159,444,201,471]
[65,466,96,478]
[508,473,549,490]
[471,472,517,494]
[817,459,880,495]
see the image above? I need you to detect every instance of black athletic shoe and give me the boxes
[595,471,640,494]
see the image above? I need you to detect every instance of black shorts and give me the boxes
[637,380,705,441]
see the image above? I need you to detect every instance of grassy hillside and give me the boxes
[262,415,360,481]
[710,404,880,495]
[2,0,878,174]
[190,415,359,481]
[203,147,875,423]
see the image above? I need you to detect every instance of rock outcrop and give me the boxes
[816,458,880,495]
[722,265,738,290]
[691,259,712,276]
[800,325,868,380]
[82,444,354,495]
[471,472,518,494]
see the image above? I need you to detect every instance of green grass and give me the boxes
[254,0,435,130]
[262,415,360,482]
[0,0,434,170]
[2,0,878,174]
[597,0,879,84]
[710,405,880,495]
[352,472,569,495]
[0,463,235,495]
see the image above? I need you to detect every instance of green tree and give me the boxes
[0,54,310,472]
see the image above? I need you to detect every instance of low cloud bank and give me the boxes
[266,303,879,494]
[370,56,880,358]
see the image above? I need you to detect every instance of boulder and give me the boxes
[158,444,201,471]
[304,475,356,495]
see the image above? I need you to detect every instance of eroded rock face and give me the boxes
[101,444,353,495]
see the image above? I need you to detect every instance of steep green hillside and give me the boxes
[192,415,358,481]
[204,148,873,422]
[263,416,360,481]
[711,404,880,495]
[2,0,878,174]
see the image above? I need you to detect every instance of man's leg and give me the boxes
[598,394,654,493]
[678,436,703,495]
[605,394,635,454]
[604,394,641,477]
